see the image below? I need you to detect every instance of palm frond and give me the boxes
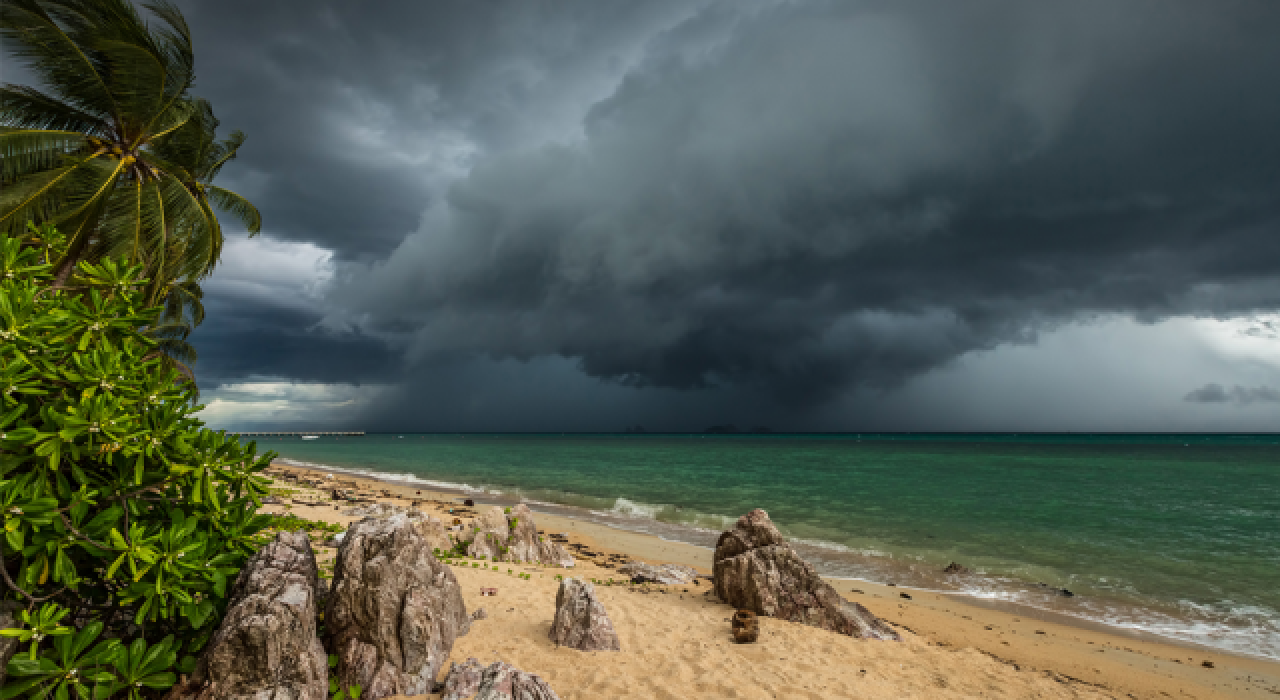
[0,0,118,118]
[0,151,103,233]
[141,0,193,97]
[0,85,106,133]
[201,130,244,182]
[206,184,261,235]
[0,128,89,182]
[93,38,168,138]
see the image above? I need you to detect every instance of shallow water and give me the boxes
[250,433,1280,659]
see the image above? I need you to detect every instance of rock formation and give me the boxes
[617,561,698,585]
[464,507,511,560]
[335,503,454,553]
[459,505,574,567]
[548,578,621,651]
[441,659,560,700]
[326,513,471,699]
[713,509,899,641]
[167,532,328,700]
[439,658,486,700]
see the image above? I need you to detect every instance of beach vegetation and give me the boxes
[0,0,262,375]
[0,229,272,694]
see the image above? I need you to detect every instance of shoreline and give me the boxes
[268,458,1280,699]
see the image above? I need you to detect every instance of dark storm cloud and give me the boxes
[314,0,1280,406]
[173,0,702,257]
[190,305,398,386]
[1185,384,1280,405]
[114,0,1280,425]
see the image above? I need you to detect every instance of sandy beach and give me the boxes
[262,462,1280,699]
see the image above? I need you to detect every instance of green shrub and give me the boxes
[0,230,273,692]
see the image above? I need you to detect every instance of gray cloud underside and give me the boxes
[175,0,1280,412]
[1185,384,1280,405]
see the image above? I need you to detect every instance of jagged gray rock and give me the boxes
[326,513,470,700]
[507,504,575,567]
[465,507,511,561]
[441,659,559,700]
[417,514,455,553]
[459,505,574,567]
[334,504,454,554]
[617,561,698,585]
[713,509,900,641]
[0,601,21,688]
[440,658,486,700]
[548,578,621,651]
[167,531,328,700]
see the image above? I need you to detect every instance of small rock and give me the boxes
[1201,660,1215,669]
[548,578,621,651]
[618,561,698,585]
[731,608,760,642]
[441,659,559,700]
[440,658,486,700]
[463,499,475,506]
[471,608,487,621]
[943,562,970,574]
[899,593,912,600]
[733,625,760,643]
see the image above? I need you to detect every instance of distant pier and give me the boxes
[230,431,366,437]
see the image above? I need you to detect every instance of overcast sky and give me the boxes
[133,0,1280,431]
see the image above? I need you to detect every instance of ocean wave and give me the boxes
[273,458,485,494]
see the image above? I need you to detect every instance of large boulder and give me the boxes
[326,513,471,699]
[335,504,454,554]
[168,531,328,700]
[617,561,698,585]
[441,659,559,700]
[548,578,620,651]
[460,505,574,567]
[713,509,899,641]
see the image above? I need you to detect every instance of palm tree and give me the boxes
[0,0,260,290]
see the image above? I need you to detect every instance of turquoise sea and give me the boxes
[249,433,1280,659]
